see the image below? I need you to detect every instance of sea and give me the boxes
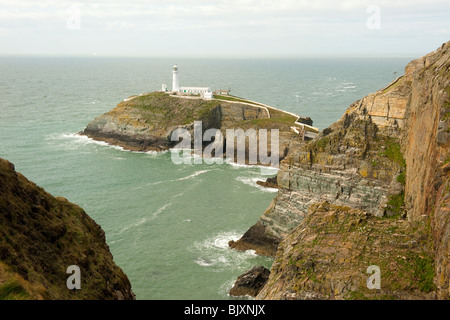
[0,56,413,299]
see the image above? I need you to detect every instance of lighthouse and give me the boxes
[172,64,180,92]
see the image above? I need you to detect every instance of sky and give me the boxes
[0,0,449,57]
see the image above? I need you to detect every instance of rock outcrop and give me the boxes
[82,92,313,164]
[229,266,270,298]
[231,41,450,300]
[0,159,135,300]
[257,202,436,300]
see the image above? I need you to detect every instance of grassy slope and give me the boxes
[0,159,134,300]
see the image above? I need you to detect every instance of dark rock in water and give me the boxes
[256,176,278,189]
[228,221,280,257]
[229,266,270,297]
[297,117,313,126]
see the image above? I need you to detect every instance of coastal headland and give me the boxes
[1,41,448,301]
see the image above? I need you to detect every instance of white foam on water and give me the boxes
[191,231,263,271]
[46,132,127,151]
[119,202,173,234]
[145,150,168,156]
[119,217,149,234]
[146,169,213,187]
[173,169,211,182]
[47,132,171,156]
[195,258,216,267]
[219,279,238,297]
[152,202,172,218]
[225,159,279,175]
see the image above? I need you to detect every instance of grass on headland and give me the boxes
[0,279,30,300]
[213,94,267,107]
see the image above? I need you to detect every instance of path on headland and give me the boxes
[167,94,319,136]
[240,98,319,136]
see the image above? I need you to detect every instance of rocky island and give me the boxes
[81,92,318,164]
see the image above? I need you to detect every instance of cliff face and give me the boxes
[401,44,450,299]
[0,159,135,300]
[232,42,450,300]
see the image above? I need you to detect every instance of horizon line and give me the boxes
[0,53,421,59]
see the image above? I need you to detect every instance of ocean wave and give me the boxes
[219,279,239,297]
[173,169,212,181]
[225,159,279,175]
[191,231,260,271]
[145,169,212,187]
[47,132,171,156]
[119,217,149,234]
[118,202,173,234]
[46,132,126,151]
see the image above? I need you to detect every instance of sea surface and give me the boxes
[0,56,413,299]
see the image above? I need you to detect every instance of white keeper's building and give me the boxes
[162,65,213,99]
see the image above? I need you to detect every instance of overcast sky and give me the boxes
[0,0,449,57]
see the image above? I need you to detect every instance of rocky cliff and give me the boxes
[230,41,450,300]
[0,159,135,300]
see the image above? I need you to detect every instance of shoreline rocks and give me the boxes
[229,266,270,298]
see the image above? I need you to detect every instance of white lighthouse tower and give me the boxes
[172,64,180,92]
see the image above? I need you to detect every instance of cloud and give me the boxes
[0,0,448,55]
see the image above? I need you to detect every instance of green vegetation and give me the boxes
[386,192,405,216]
[380,138,406,167]
[0,280,30,300]
[381,77,403,94]
[130,92,219,126]
[396,171,406,185]
[315,137,329,150]
[411,254,435,293]
[215,94,315,131]
[214,94,266,107]
[444,86,450,120]
[0,159,134,300]
[248,110,298,128]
